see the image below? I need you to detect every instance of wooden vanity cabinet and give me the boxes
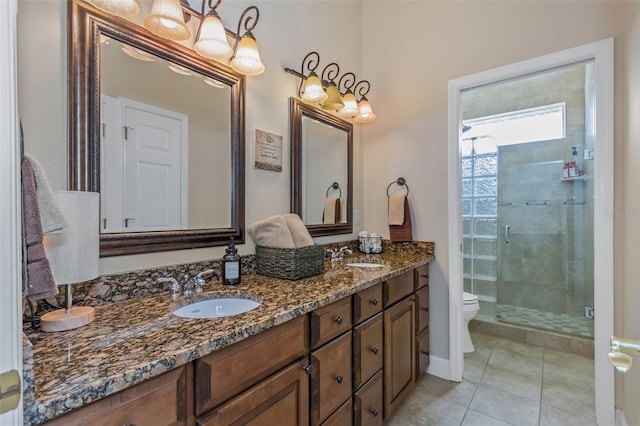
[383,271,414,308]
[43,364,195,426]
[415,281,430,380]
[353,283,382,324]
[310,297,353,349]
[353,313,383,389]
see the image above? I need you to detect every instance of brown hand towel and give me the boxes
[21,157,58,300]
[389,196,413,242]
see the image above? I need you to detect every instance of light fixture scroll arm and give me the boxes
[338,72,356,94]
[231,5,260,53]
[321,62,340,86]
[354,80,371,100]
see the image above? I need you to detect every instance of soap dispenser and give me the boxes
[222,237,241,285]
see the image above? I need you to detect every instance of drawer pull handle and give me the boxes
[421,351,429,355]
[420,274,428,279]
[335,375,344,384]
[335,316,343,325]
[372,409,379,417]
[371,298,378,306]
[421,307,429,312]
[371,347,379,355]
[303,365,312,375]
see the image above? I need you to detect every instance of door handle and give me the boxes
[609,336,640,373]
[124,217,135,228]
[0,370,20,415]
[505,225,510,244]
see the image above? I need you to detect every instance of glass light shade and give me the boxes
[354,97,376,122]
[144,0,191,41]
[87,0,139,18]
[321,83,344,111]
[230,33,265,76]
[301,72,328,104]
[338,91,359,117]
[194,12,233,60]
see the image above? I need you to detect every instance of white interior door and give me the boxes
[448,39,614,425]
[0,0,23,423]
[121,99,187,232]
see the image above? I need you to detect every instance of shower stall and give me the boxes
[461,61,595,339]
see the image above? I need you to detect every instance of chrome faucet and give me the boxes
[327,246,353,261]
[158,269,214,298]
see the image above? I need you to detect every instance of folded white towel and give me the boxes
[248,215,295,248]
[25,153,67,234]
[283,214,314,247]
[388,195,405,225]
[323,197,338,224]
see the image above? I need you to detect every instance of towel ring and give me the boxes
[386,177,410,198]
[326,182,342,198]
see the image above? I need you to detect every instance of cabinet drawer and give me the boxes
[353,283,382,324]
[195,315,309,416]
[310,297,352,349]
[415,285,430,334]
[320,398,353,426]
[415,264,429,290]
[416,327,430,381]
[44,365,194,426]
[311,332,353,425]
[353,313,383,389]
[354,371,383,426]
[383,271,414,307]
[197,359,309,426]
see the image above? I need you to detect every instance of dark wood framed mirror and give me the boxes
[290,98,353,237]
[69,0,245,257]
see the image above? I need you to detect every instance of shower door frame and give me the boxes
[447,38,614,424]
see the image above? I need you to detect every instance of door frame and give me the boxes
[447,38,614,424]
[0,0,23,424]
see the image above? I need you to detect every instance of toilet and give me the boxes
[462,292,480,353]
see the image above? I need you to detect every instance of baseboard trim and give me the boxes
[426,355,451,380]
[616,408,627,426]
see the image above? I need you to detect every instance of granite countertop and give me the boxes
[24,243,434,425]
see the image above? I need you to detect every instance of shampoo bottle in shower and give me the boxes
[222,238,241,285]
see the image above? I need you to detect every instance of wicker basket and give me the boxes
[255,244,325,280]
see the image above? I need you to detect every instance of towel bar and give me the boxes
[386,177,409,197]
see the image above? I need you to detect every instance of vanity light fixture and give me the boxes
[86,0,265,76]
[284,51,376,122]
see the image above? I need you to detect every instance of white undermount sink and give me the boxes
[172,297,260,319]
[345,262,385,269]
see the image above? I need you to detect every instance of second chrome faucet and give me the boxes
[158,269,214,298]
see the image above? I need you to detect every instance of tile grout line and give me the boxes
[460,347,492,425]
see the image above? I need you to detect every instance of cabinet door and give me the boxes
[197,359,309,426]
[311,332,353,425]
[353,313,383,389]
[44,365,194,426]
[354,371,383,426]
[414,264,429,290]
[384,296,415,419]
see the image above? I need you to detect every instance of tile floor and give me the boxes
[388,331,595,426]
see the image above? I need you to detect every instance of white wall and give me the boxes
[18,0,364,274]
[361,1,638,422]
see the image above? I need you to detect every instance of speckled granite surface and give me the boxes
[22,332,34,409]
[24,241,433,425]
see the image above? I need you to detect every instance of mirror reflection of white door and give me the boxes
[101,96,188,232]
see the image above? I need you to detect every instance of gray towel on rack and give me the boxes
[21,157,58,300]
[25,153,67,234]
